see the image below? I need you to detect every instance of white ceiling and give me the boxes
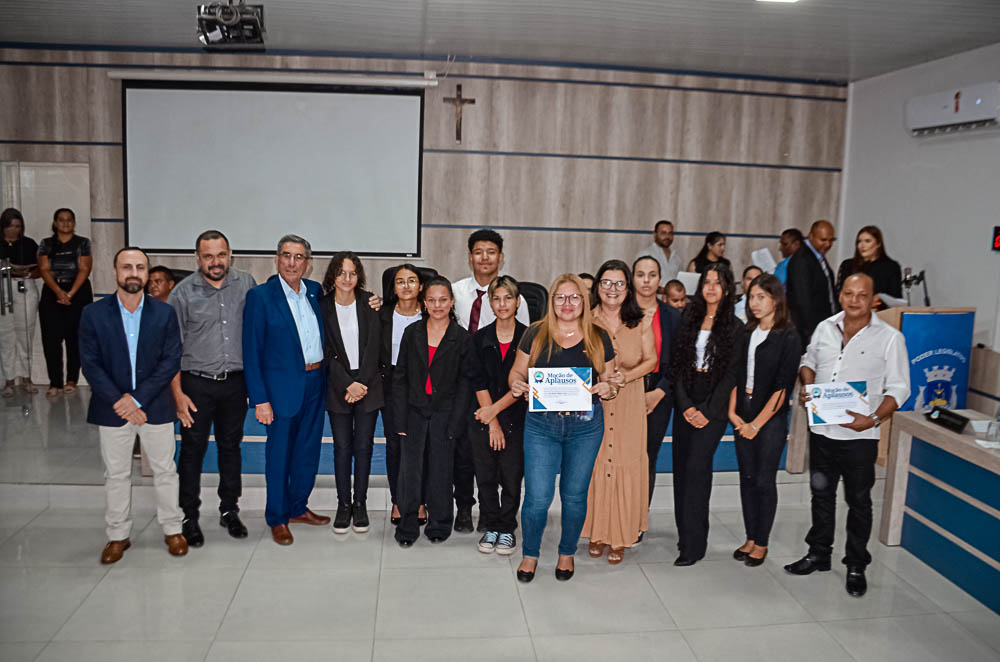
[2,0,999,81]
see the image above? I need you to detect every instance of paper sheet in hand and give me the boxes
[806,381,869,426]
[529,368,593,412]
[677,271,700,295]
[751,248,777,274]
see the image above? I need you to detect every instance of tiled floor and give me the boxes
[0,502,996,662]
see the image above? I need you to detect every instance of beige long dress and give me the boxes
[582,311,654,549]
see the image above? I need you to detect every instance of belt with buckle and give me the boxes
[305,362,322,372]
[188,369,240,381]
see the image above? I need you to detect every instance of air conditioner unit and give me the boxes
[904,82,1000,136]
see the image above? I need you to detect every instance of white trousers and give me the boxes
[0,278,39,381]
[99,422,184,541]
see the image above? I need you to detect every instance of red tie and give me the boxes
[468,289,485,333]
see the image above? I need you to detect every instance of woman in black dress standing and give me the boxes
[835,225,902,310]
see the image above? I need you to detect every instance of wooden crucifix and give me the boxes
[443,84,476,144]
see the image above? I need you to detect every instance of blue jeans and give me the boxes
[521,403,605,558]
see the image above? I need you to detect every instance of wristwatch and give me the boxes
[869,413,881,428]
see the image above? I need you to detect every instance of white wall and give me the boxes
[839,42,1000,348]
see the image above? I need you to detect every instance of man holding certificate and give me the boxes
[785,274,910,597]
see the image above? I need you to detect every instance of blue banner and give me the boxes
[900,312,974,411]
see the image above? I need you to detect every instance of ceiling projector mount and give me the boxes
[197,1,266,51]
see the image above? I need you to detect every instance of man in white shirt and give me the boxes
[784,274,910,598]
[634,220,682,293]
[453,229,530,332]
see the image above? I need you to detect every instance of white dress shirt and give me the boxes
[452,275,530,330]
[801,311,910,440]
[335,299,360,370]
[746,327,770,391]
[634,241,682,285]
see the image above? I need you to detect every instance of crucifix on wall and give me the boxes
[443,84,475,144]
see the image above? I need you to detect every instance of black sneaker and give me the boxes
[351,502,369,533]
[219,511,248,539]
[182,518,204,547]
[332,503,351,534]
[454,507,474,533]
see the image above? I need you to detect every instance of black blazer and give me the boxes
[786,244,837,348]
[321,289,384,414]
[673,318,743,422]
[646,301,681,401]
[465,321,528,432]
[836,256,903,301]
[392,317,469,439]
[733,326,801,421]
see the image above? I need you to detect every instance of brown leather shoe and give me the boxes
[100,539,131,564]
[271,524,294,545]
[165,533,189,556]
[289,508,330,526]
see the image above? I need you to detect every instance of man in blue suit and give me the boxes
[243,234,330,544]
[79,247,188,564]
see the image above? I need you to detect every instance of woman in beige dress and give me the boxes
[583,260,657,564]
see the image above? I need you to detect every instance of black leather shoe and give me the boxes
[428,535,448,544]
[516,568,535,583]
[454,507,474,533]
[784,554,832,575]
[182,518,204,547]
[219,511,248,539]
[351,502,370,533]
[846,567,868,597]
[555,565,575,581]
[745,549,768,567]
[674,555,698,566]
[397,538,414,549]
[733,547,750,561]
[332,502,351,534]
[390,506,401,526]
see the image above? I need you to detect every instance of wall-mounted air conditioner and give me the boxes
[905,82,1000,136]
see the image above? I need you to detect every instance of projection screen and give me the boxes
[123,81,423,256]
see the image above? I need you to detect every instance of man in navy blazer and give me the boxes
[79,247,188,564]
[243,234,330,545]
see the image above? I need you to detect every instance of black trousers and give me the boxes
[734,413,787,547]
[381,389,401,506]
[396,408,455,543]
[453,425,476,510]
[805,431,877,568]
[39,281,91,388]
[177,371,247,520]
[330,405,378,506]
[646,394,672,505]
[468,421,524,533]
[673,408,726,560]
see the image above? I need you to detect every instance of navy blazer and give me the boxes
[243,275,325,418]
[648,300,681,400]
[79,293,182,426]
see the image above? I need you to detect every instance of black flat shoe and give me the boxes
[846,567,868,597]
[783,554,831,575]
[516,569,535,583]
[454,508,474,533]
[397,538,414,549]
[673,555,696,567]
[219,511,248,539]
[555,567,574,581]
[390,510,401,526]
[733,547,750,561]
[745,550,767,567]
[428,535,448,544]
[182,518,204,548]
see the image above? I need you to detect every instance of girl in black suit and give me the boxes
[672,263,742,566]
[728,274,801,566]
[321,252,384,534]
[393,277,469,547]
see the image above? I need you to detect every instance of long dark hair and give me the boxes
[386,262,424,307]
[322,251,367,295]
[745,273,794,332]
[692,231,725,265]
[590,259,644,328]
[1,208,25,238]
[672,263,740,392]
[850,225,889,273]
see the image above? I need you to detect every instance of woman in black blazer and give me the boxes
[671,263,742,566]
[321,252,384,534]
[393,276,469,547]
[835,225,902,310]
[728,273,801,567]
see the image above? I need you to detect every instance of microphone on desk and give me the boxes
[902,267,930,306]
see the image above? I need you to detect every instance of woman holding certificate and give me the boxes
[393,277,469,548]
[582,260,657,564]
[728,274,800,567]
[672,263,742,566]
[509,274,617,582]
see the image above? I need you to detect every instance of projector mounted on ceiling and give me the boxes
[197,1,266,51]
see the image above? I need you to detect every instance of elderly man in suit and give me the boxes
[786,219,838,349]
[79,246,187,564]
[243,234,330,545]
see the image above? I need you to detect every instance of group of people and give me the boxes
[2,208,909,598]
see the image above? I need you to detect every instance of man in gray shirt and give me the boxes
[168,230,257,547]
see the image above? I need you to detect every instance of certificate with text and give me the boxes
[529,368,593,413]
[806,381,869,427]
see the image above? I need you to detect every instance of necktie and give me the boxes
[821,257,835,312]
[468,289,485,333]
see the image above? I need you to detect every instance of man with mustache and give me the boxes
[167,230,257,547]
[80,247,187,563]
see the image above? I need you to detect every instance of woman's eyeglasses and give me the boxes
[599,279,627,291]
[553,293,583,305]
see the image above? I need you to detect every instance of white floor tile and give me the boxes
[0,642,46,662]
[128,513,263,569]
[207,640,373,662]
[948,610,1000,655]
[379,522,515,570]
[249,513,383,570]
[683,622,855,662]
[0,509,154,567]
[532,631,695,662]
[823,613,1000,662]
[36,641,211,662]
[0,566,108,641]
[874,547,990,613]
[374,636,536,662]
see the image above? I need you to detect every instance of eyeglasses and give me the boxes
[599,279,627,291]
[278,252,307,262]
[553,293,583,306]
[394,278,419,288]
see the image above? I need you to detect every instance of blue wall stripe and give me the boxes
[92,217,124,223]
[0,41,848,88]
[0,59,425,78]
[424,223,781,239]
[901,514,999,614]
[910,437,1000,512]
[424,148,841,173]
[904,473,1000,564]
[969,387,1000,403]
[0,139,121,147]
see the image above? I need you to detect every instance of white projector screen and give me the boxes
[124,81,423,256]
